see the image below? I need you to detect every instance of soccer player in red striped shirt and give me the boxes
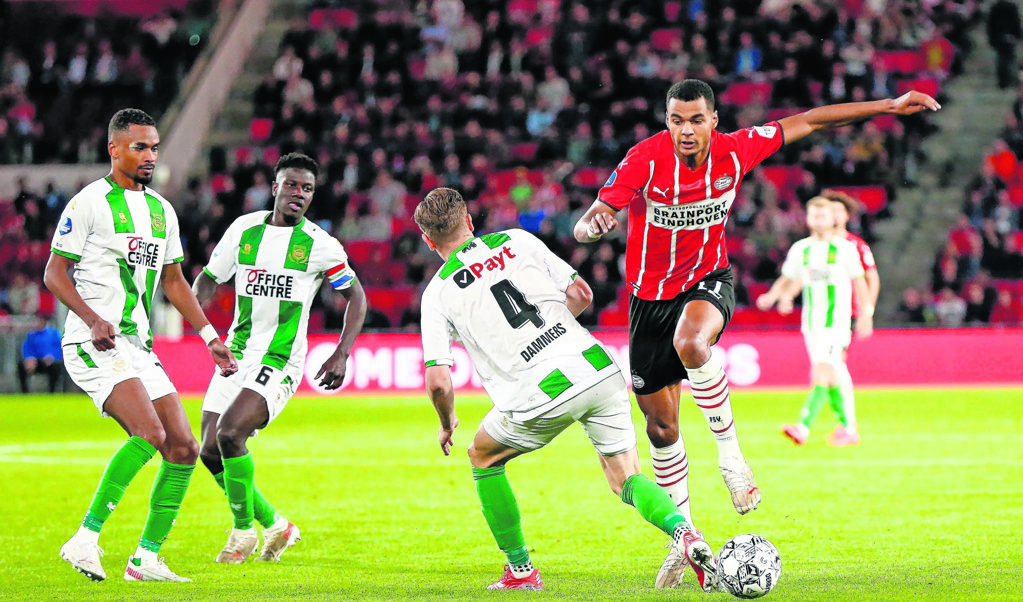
[574,79,938,588]
[822,190,881,446]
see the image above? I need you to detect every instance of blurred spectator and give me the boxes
[963,281,994,323]
[932,287,967,326]
[6,271,40,316]
[987,0,1022,89]
[990,288,1023,324]
[896,287,930,324]
[17,313,63,393]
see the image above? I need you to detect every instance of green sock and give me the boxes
[827,386,848,427]
[473,466,529,566]
[798,385,829,429]
[212,471,279,528]
[223,454,256,530]
[82,436,157,532]
[621,474,689,536]
[139,461,195,553]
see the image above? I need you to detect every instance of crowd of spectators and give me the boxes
[0,0,987,333]
[920,75,1023,326]
[0,0,215,164]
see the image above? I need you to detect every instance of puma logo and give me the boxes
[652,185,670,197]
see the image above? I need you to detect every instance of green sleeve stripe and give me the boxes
[425,360,438,367]
[169,255,184,264]
[52,249,81,261]
[76,344,98,368]
[202,266,220,283]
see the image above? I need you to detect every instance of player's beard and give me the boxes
[134,169,153,185]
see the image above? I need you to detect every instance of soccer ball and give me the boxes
[717,534,782,599]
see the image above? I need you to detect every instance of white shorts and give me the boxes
[202,359,300,427]
[62,336,176,416]
[803,328,851,366]
[482,373,637,456]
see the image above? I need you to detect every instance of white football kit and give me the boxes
[51,177,182,410]
[421,229,635,454]
[200,211,356,423]
[780,235,865,365]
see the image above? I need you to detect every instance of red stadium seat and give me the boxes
[719,81,773,106]
[827,186,888,214]
[650,28,683,52]
[1008,185,1023,208]
[665,1,682,21]
[309,8,357,31]
[510,142,539,163]
[525,27,553,47]
[343,240,383,266]
[872,113,898,132]
[365,286,414,324]
[307,309,325,333]
[896,77,940,98]
[598,306,629,327]
[874,50,927,74]
[922,36,955,76]
[210,173,231,194]
[572,166,611,189]
[249,118,274,143]
[767,107,803,122]
[261,146,280,166]
[234,146,253,165]
[508,0,538,20]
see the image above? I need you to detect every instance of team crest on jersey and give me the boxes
[713,176,734,190]
[151,213,165,233]
[288,245,308,264]
[243,243,252,255]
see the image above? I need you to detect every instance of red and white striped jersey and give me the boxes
[598,124,783,301]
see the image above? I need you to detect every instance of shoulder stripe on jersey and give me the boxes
[657,156,682,299]
[262,300,303,369]
[284,228,314,272]
[636,159,657,293]
[480,232,510,249]
[682,153,715,291]
[238,224,266,266]
[143,194,167,240]
[438,237,477,279]
[106,186,134,234]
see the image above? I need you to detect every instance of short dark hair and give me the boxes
[108,108,156,141]
[274,152,319,179]
[666,79,715,112]
[820,189,861,216]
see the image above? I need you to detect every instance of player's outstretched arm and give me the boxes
[778,91,941,145]
[755,275,792,311]
[161,262,238,376]
[315,276,368,390]
[573,201,618,243]
[852,276,874,340]
[425,365,458,456]
[44,253,118,350]
[566,275,593,317]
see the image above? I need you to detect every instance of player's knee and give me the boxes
[135,426,168,451]
[215,425,248,458]
[645,421,679,448]
[674,334,710,367]
[198,441,221,469]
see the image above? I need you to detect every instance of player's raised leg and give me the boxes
[467,426,541,591]
[60,379,161,582]
[676,300,759,515]
[124,391,197,582]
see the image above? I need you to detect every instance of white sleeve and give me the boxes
[164,204,184,264]
[322,237,356,291]
[517,230,576,291]
[780,244,802,280]
[50,193,94,261]
[843,243,865,279]
[204,220,241,283]
[421,285,455,368]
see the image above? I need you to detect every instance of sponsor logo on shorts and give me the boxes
[631,373,645,389]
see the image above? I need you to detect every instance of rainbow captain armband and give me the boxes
[327,263,355,290]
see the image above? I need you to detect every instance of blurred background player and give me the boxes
[45,108,237,582]
[573,79,939,567]
[755,196,874,445]
[192,152,367,564]
[17,312,63,393]
[415,188,720,592]
[823,190,881,446]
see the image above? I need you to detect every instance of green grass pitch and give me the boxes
[0,387,1020,601]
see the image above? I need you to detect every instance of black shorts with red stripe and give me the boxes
[627,267,735,395]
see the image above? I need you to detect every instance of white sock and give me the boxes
[75,525,100,546]
[510,561,534,578]
[687,353,743,462]
[835,362,858,433]
[650,438,692,524]
[133,546,157,563]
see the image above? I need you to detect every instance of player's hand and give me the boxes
[777,297,794,315]
[587,213,618,239]
[90,320,117,351]
[855,315,874,340]
[755,293,775,311]
[208,340,239,376]
[439,417,458,456]
[892,90,941,114]
[315,348,349,390]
